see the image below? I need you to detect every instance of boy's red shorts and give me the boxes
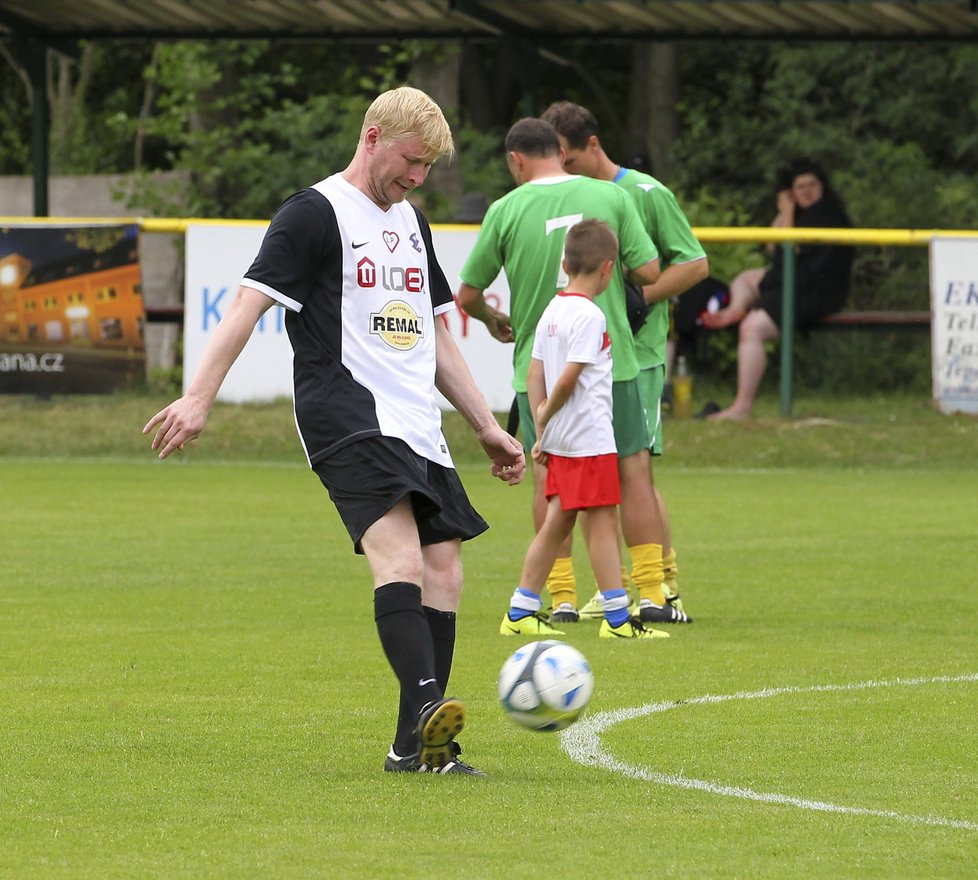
[545,452,620,511]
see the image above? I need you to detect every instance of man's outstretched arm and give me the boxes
[143,286,274,459]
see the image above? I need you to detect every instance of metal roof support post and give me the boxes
[514,36,540,117]
[15,40,50,217]
[779,241,796,417]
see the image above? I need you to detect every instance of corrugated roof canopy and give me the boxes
[1,0,977,43]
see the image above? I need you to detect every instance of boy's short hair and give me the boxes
[540,101,599,150]
[564,219,619,276]
[504,118,561,157]
[362,86,455,160]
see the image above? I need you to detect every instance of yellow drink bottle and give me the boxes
[673,355,693,419]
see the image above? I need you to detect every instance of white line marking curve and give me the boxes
[560,673,978,831]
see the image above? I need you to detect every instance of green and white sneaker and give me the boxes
[499,612,565,637]
[579,591,605,620]
[599,618,670,639]
[663,580,685,614]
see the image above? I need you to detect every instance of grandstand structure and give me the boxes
[2,0,977,215]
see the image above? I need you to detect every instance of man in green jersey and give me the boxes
[542,100,708,622]
[458,118,672,638]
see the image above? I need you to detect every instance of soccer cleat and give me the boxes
[384,747,423,773]
[635,598,692,624]
[550,602,580,624]
[578,591,606,620]
[663,581,685,614]
[416,697,466,770]
[599,618,670,639]
[499,612,565,637]
[422,741,485,776]
[384,742,486,776]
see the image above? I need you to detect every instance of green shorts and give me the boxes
[637,364,665,456]
[516,377,650,458]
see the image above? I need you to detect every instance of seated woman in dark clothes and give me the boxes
[703,158,853,419]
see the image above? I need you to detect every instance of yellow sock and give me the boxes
[663,548,678,585]
[546,556,577,610]
[620,564,632,592]
[630,542,666,605]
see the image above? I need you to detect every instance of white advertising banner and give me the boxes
[930,237,978,415]
[184,223,514,410]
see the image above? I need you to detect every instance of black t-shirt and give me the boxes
[243,174,456,466]
[761,197,854,309]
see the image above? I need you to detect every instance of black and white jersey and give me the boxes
[242,173,456,468]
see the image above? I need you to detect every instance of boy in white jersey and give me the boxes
[501,220,666,640]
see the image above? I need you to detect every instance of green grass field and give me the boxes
[2,394,977,878]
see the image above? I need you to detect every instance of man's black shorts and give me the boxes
[312,435,488,554]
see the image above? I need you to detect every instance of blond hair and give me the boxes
[361,87,455,160]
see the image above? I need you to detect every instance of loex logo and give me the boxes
[384,265,424,293]
[357,257,424,294]
[369,300,424,350]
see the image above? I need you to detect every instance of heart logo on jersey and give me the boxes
[383,231,400,252]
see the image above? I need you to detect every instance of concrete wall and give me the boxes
[0,172,189,375]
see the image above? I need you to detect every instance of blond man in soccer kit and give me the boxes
[543,101,707,623]
[459,118,669,638]
[145,87,525,776]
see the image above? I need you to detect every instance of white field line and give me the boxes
[560,673,978,831]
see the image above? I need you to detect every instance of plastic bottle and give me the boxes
[673,355,693,419]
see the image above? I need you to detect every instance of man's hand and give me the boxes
[530,439,547,466]
[476,423,526,486]
[143,395,210,460]
[484,306,514,343]
[457,283,513,343]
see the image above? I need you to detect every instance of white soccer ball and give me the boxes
[497,640,594,732]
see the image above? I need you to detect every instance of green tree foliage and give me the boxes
[3,36,976,393]
[664,42,978,392]
[0,46,31,174]
[116,41,373,218]
[49,43,151,174]
[671,43,978,230]
[0,42,151,175]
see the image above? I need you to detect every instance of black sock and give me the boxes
[424,605,457,693]
[374,582,441,756]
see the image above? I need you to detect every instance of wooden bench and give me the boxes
[813,310,931,330]
[781,309,931,415]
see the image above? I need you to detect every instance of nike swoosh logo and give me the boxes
[418,678,437,686]
[352,240,369,249]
